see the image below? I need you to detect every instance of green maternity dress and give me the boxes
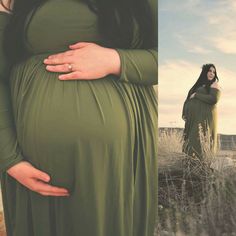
[182,86,221,158]
[0,1,158,236]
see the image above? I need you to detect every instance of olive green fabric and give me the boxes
[0,0,158,235]
[0,13,25,174]
[182,86,221,158]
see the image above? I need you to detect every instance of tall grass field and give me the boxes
[156,128,236,236]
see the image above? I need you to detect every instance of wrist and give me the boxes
[106,48,121,76]
[6,161,27,175]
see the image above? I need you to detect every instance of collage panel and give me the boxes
[158,0,236,235]
[0,0,158,236]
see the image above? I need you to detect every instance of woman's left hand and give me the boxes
[43,42,121,80]
[211,81,220,90]
[190,92,196,99]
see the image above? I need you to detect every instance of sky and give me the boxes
[159,0,236,135]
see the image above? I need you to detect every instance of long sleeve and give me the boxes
[115,0,157,86]
[194,88,221,105]
[115,48,158,85]
[0,12,24,174]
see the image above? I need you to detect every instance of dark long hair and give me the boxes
[1,0,157,65]
[186,64,219,100]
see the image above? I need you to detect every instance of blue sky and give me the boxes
[159,0,236,134]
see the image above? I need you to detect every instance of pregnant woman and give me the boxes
[182,64,221,159]
[0,0,158,236]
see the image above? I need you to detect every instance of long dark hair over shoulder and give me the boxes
[1,0,157,65]
[186,63,219,100]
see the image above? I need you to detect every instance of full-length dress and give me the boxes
[0,0,158,236]
[182,86,221,158]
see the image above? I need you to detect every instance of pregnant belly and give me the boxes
[9,55,132,189]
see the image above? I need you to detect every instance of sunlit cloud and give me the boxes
[175,34,211,54]
[159,0,200,12]
[188,46,211,54]
[163,0,236,55]
[209,33,236,54]
[205,0,236,54]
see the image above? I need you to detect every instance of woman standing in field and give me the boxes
[0,0,158,235]
[182,64,221,159]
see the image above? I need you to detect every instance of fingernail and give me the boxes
[44,59,48,63]
[45,176,50,181]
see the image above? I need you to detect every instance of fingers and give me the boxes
[44,50,73,65]
[30,179,70,196]
[34,180,69,193]
[44,57,72,65]
[46,64,74,73]
[37,191,70,197]
[30,167,70,196]
[31,167,51,182]
[211,82,220,89]
[69,42,92,49]
[44,42,92,65]
[58,71,85,80]
[47,50,74,59]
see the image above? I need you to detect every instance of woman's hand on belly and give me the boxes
[6,161,70,197]
[190,92,196,99]
[43,42,121,80]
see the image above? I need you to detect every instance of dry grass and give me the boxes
[0,212,6,236]
[156,129,236,236]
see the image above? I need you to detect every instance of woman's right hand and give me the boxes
[6,161,70,197]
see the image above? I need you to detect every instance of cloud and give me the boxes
[204,0,236,54]
[162,0,236,55]
[210,33,236,54]
[188,46,211,54]
[175,34,212,54]
[159,0,200,12]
